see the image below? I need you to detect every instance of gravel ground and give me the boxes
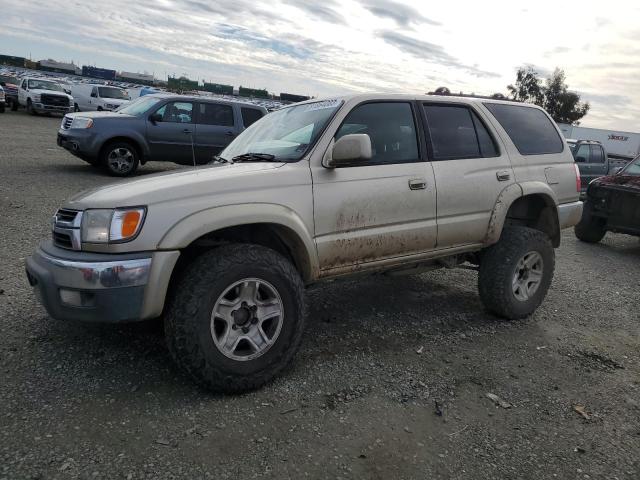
[1,110,639,480]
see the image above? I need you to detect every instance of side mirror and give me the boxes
[325,134,372,168]
[149,113,163,124]
[575,156,586,163]
[90,92,97,98]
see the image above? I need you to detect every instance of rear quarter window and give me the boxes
[484,103,564,155]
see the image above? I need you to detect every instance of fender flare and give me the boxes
[157,203,319,279]
[485,182,559,245]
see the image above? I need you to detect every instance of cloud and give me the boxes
[361,0,440,26]
[282,0,346,25]
[378,31,500,78]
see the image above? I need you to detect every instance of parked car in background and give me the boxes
[0,86,5,113]
[0,74,19,111]
[29,94,583,393]
[567,139,631,197]
[575,154,640,243]
[17,77,74,116]
[70,84,130,112]
[57,94,268,176]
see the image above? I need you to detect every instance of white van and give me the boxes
[70,84,130,112]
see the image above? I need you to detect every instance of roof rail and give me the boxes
[427,87,522,102]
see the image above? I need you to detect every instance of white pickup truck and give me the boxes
[26,94,583,393]
[69,84,130,112]
[17,77,74,115]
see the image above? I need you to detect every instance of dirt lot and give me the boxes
[0,109,639,480]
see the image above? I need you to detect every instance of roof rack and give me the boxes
[427,86,522,102]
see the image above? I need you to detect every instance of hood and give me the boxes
[102,98,129,105]
[594,174,640,190]
[65,162,286,209]
[31,88,72,99]
[66,110,133,120]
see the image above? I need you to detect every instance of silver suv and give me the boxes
[26,94,583,393]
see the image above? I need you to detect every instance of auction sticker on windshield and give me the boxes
[301,99,341,112]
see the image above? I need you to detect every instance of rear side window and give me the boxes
[589,145,604,163]
[423,104,498,160]
[198,103,234,126]
[484,103,563,155]
[241,107,263,127]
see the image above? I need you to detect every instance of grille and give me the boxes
[62,116,73,129]
[41,94,70,107]
[55,208,79,225]
[52,230,73,249]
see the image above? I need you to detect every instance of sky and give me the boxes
[2,0,639,131]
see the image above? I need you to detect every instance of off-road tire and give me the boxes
[164,244,306,393]
[101,141,139,177]
[478,226,554,319]
[574,211,606,243]
[11,100,18,111]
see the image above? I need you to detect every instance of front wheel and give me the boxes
[574,211,606,243]
[27,99,37,115]
[101,141,139,176]
[0,104,4,113]
[478,226,555,319]
[164,244,306,393]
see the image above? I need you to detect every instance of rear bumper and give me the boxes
[558,201,583,229]
[25,241,179,322]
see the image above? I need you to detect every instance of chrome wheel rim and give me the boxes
[210,278,284,361]
[107,147,134,173]
[512,251,544,302]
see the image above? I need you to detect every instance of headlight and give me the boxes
[81,207,146,243]
[70,117,93,129]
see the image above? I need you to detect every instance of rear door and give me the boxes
[422,102,514,247]
[146,100,195,163]
[194,102,238,163]
[312,101,437,271]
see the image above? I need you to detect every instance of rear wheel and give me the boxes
[574,211,606,243]
[478,226,555,319]
[164,244,306,393]
[101,141,139,176]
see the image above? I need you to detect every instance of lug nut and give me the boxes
[242,326,250,333]
[232,324,238,330]
[251,318,258,324]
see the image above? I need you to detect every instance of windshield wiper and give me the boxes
[232,152,277,163]
[210,155,233,164]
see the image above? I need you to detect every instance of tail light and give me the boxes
[574,164,581,193]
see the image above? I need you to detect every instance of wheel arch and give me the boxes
[486,182,561,247]
[99,135,148,162]
[158,204,318,283]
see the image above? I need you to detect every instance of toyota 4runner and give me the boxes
[26,94,583,393]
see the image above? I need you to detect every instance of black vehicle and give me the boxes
[56,94,268,176]
[575,154,640,243]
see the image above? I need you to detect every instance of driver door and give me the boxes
[146,101,196,164]
[311,101,437,272]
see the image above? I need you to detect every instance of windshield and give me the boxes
[621,155,640,176]
[28,79,64,91]
[116,96,161,115]
[98,87,128,99]
[220,99,343,162]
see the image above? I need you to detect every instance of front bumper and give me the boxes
[33,103,73,114]
[558,200,583,229]
[57,130,101,159]
[25,241,179,323]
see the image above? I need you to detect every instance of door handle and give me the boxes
[409,178,427,190]
[183,129,192,134]
[225,131,235,137]
[496,171,511,181]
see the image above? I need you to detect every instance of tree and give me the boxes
[507,66,589,125]
[507,66,544,105]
